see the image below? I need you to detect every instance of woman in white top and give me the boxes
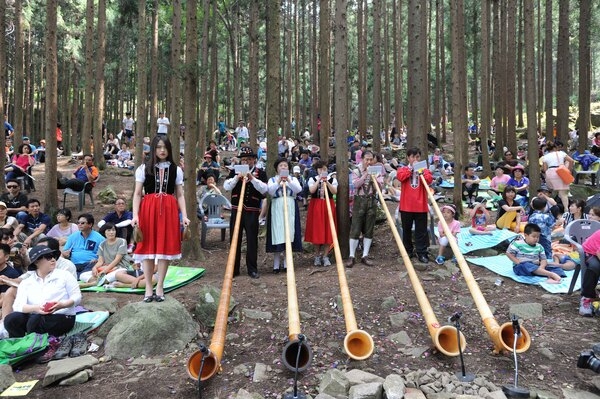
[0,202,18,230]
[542,141,574,212]
[46,208,78,247]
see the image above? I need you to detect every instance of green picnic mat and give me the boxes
[81,266,205,294]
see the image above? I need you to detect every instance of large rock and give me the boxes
[382,374,406,399]
[0,364,15,391]
[82,297,118,313]
[99,297,198,359]
[348,382,383,399]
[345,369,384,386]
[195,285,237,328]
[319,369,350,399]
[43,355,99,386]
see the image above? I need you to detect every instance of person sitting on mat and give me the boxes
[435,205,461,265]
[468,198,496,235]
[495,186,525,233]
[506,223,564,284]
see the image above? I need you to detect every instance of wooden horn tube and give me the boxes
[322,186,374,360]
[187,178,249,381]
[372,175,466,356]
[419,175,531,354]
[280,182,313,372]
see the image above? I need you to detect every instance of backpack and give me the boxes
[0,333,49,366]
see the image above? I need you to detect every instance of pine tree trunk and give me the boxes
[577,0,591,152]
[357,0,367,137]
[135,0,148,163]
[266,0,281,176]
[544,0,553,138]
[524,0,539,190]
[45,0,59,212]
[169,0,183,158]
[248,0,260,149]
[82,0,95,154]
[150,0,159,133]
[407,0,429,150]
[371,0,383,152]
[555,0,570,144]
[94,0,107,169]
[333,0,349,257]
[505,1,517,152]
[318,0,330,152]
[14,0,24,148]
[480,0,492,174]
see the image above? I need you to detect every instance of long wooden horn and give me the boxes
[187,176,248,381]
[419,174,530,354]
[322,182,374,360]
[372,174,466,356]
[280,181,313,372]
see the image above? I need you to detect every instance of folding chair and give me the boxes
[197,194,231,248]
[63,177,98,211]
[563,219,600,295]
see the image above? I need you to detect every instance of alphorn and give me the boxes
[280,181,313,372]
[322,183,374,360]
[420,174,530,354]
[371,174,466,356]
[187,176,248,381]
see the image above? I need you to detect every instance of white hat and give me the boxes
[293,166,301,174]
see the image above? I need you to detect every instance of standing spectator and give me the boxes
[57,154,99,192]
[157,111,170,138]
[14,199,52,247]
[305,161,337,267]
[131,136,190,302]
[217,116,227,146]
[98,198,133,250]
[56,123,63,150]
[3,115,14,139]
[397,147,434,265]
[541,141,574,213]
[63,213,105,278]
[223,147,268,278]
[345,150,385,267]
[235,120,249,148]
[266,159,303,273]
[0,180,28,219]
[122,112,135,145]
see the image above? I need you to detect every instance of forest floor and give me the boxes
[10,144,600,399]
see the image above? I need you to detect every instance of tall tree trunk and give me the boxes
[294,0,300,138]
[480,0,491,176]
[357,0,367,136]
[182,0,201,259]
[439,1,447,142]
[45,0,59,213]
[311,0,318,137]
[0,0,6,183]
[68,67,80,157]
[505,1,517,153]
[555,0,570,144]
[266,0,281,176]
[170,0,183,159]
[524,0,539,191]
[230,7,241,122]
[382,2,391,146]
[407,0,428,150]
[207,0,218,142]
[150,0,159,133]
[516,0,524,128]
[577,0,591,152]
[469,1,479,131]
[94,0,107,169]
[285,0,293,138]
[248,0,260,149]
[82,0,95,154]
[393,0,404,138]
[492,0,503,160]
[198,0,210,153]
[543,0,553,138]
[371,0,383,152]
[135,0,148,164]
[318,0,330,153]
[450,0,468,214]
[14,0,24,147]
[333,0,349,257]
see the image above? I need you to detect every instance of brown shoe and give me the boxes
[361,257,374,266]
[345,257,355,268]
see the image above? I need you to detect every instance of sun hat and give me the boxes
[28,245,60,271]
[238,147,257,158]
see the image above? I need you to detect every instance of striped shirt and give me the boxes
[507,238,546,265]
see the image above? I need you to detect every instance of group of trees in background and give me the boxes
[0,0,598,257]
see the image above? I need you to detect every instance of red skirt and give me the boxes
[133,193,182,262]
[305,198,336,245]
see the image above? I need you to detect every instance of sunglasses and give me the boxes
[40,254,56,261]
[6,185,18,189]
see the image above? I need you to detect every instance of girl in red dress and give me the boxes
[304,161,338,266]
[132,136,190,302]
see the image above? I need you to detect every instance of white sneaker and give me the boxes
[322,257,331,266]
[313,256,322,266]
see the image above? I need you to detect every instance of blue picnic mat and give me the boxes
[81,266,205,294]
[435,227,518,254]
[68,311,110,336]
[467,255,581,293]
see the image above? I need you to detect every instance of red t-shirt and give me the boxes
[397,166,433,213]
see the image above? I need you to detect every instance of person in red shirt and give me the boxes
[397,147,433,265]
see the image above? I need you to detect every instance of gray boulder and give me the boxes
[195,285,237,327]
[319,369,351,399]
[99,297,198,359]
[348,382,383,399]
[0,364,15,391]
[382,374,406,399]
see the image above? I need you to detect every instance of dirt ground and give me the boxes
[11,151,600,398]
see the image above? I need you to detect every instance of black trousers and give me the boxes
[582,255,600,299]
[229,209,260,276]
[5,312,75,338]
[400,211,429,256]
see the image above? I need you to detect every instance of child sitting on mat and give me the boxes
[507,223,565,283]
[435,204,461,265]
[469,197,496,235]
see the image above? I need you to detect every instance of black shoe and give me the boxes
[233,271,240,277]
[273,268,280,274]
[249,272,259,279]
[345,257,355,268]
[69,333,88,358]
[417,254,429,264]
[408,252,416,259]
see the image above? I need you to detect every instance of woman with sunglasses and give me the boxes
[4,245,81,338]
